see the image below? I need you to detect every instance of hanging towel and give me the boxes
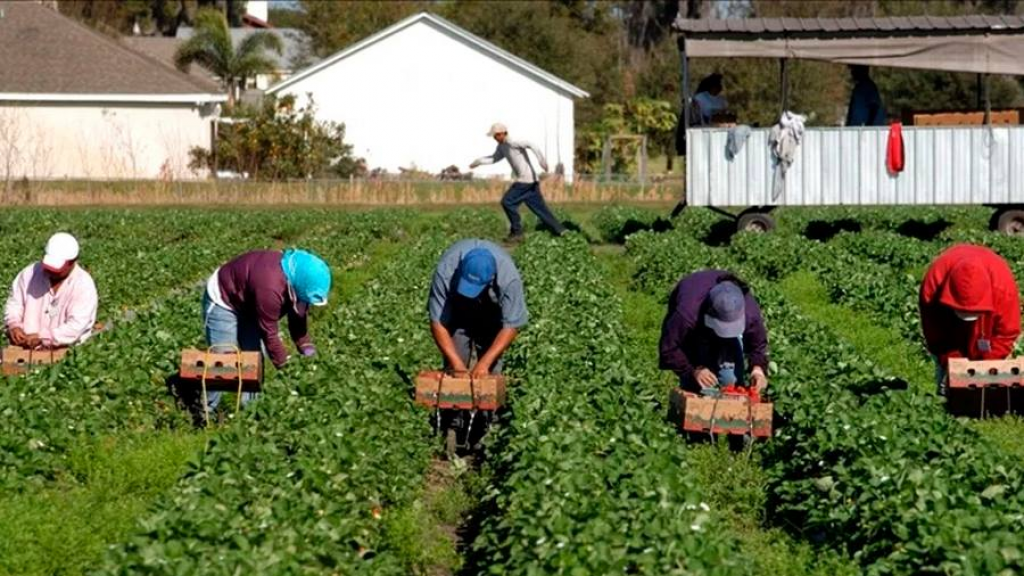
[768,111,806,200]
[887,121,905,175]
[726,125,752,160]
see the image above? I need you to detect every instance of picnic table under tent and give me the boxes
[672,15,1024,234]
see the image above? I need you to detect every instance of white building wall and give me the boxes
[276,21,579,181]
[0,102,214,181]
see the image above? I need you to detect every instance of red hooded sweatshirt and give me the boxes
[919,244,1020,366]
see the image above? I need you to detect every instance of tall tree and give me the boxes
[297,1,425,58]
[174,7,283,108]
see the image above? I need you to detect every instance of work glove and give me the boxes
[717,367,737,386]
[300,345,317,357]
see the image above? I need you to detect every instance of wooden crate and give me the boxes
[667,387,772,438]
[946,357,1024,418]
[947,357,1024,388]
[906,109,1020,126]
[414,370,506,411]
[1,346,67,376]
[178,348,263,392]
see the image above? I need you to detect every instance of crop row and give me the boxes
[626,225,1024,574]
[99,230,451,574]
[466,234,745,574]
[0,211,407,493]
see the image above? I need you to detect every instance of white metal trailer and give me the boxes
[674,15,1024,234]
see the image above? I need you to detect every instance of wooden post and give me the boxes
[780,59,789,114]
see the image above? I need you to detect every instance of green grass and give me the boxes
[0,432,204,576]
[380,459,485,575]
[779,270,933,391]
[592,247,857,576]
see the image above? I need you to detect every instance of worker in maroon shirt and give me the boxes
[202,249,331,413]
[659,270,769,394]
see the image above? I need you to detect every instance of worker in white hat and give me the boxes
[4,232,98,349]
[470,122,566,242]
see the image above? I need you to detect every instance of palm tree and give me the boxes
[174,8,283,108]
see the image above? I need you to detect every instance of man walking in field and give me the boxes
[470,122,566,242]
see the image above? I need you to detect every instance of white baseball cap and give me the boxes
[42,232,79,270]
[487,122,508,136]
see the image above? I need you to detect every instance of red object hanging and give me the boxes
[887,121,905,174]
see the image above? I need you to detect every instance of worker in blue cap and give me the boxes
[428,239,528,378]
[201,248,331,413]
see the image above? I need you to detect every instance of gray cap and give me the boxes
[704,282,746,338]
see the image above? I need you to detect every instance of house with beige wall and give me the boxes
[0,1,225,182]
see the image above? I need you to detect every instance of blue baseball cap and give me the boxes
[457,248,497,298]
[704,281,746,338]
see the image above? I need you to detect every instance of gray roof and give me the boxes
[0,1,222,98]
[675,15,1024,38]
[122,37,218,83]
[175,27,310,70]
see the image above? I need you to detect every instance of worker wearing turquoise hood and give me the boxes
[201,249,331,412]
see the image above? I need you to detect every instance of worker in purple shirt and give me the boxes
[202,249,331,412]
[659,270,769,394]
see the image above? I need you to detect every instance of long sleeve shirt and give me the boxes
[4,262,98,347]
[919,245,1020,365]
[659,270,769,382]
[474,140,548,184]
[215,251,312,368]
[846,79,887,126]
[428,239,528,330]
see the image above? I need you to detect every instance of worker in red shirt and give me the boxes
[919,244,1020,394]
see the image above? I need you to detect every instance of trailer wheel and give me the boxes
[996,210,1024,236]
[737,212,776,233]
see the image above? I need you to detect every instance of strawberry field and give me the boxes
[2,204,1024,575]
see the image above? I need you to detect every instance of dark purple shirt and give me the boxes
[658,270,769,382]
[217,250,311,368]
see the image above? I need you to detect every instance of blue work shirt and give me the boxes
[846,79,887,127]
[428,239,528,329]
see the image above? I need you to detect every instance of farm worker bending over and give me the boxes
[659,270,769,394]
[203,249,330,410]
[4,232,97,350]
[469,122,566,243]
[920,244,1020,394]
[428,239,527,378]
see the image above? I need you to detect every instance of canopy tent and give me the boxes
[674,15,1024,76]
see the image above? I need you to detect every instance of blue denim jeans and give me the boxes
[501,182,565,236]
[202,292,261,411]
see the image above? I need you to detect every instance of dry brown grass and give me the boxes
[1,178,680,206]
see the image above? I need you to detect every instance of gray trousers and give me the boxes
[445,325,503,375]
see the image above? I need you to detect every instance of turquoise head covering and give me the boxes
[281,249,331,306]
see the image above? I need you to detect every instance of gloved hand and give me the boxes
[300,345,317,357]
[717,367,737,386]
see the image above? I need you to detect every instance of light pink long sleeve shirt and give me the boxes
[4,263,98,346]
